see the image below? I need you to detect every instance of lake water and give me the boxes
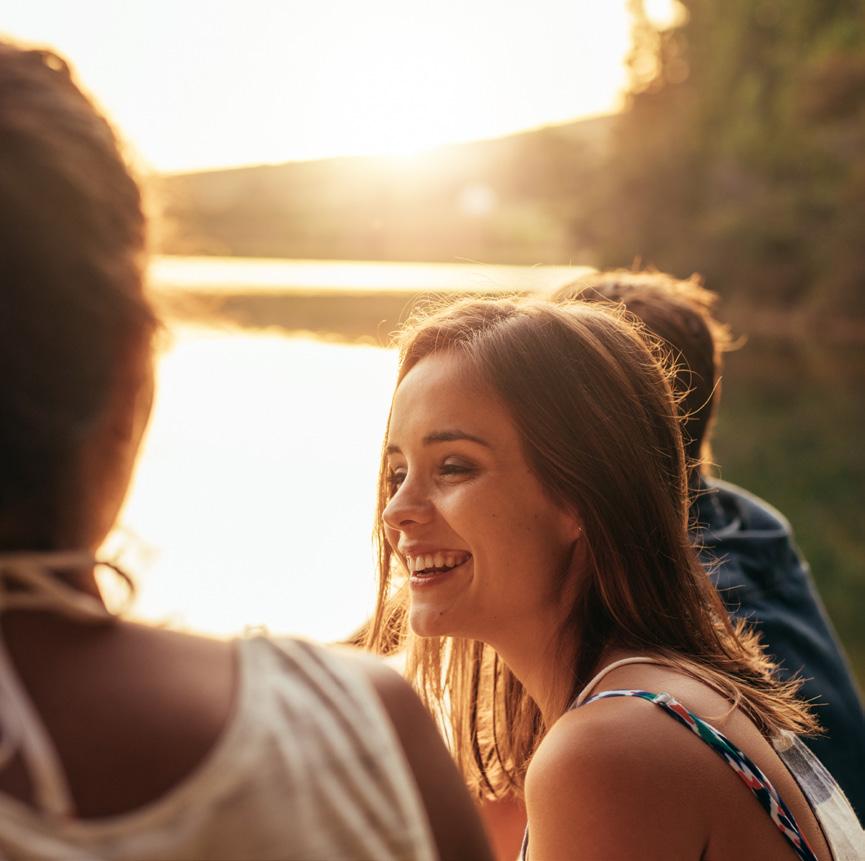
[116,327,396,641]
[116,256,865,685]
[149,254,587,295]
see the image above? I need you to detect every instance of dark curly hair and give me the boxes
[0,40,158,545]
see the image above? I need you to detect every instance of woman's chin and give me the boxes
[409,604,461,639]
[407,565,474,638]
[409,610,444,638]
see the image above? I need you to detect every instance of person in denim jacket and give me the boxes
[556,271,865,824]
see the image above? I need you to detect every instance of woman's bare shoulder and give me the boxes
[524,700,710,860]
[526,695,708,792]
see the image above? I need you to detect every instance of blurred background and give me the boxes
[5,1,863,685]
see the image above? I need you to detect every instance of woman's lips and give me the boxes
[405,550,471,572]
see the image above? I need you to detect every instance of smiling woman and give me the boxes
[382,351,580,644]
[364,296,863,860]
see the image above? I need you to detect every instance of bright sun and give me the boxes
[3,0,637,172]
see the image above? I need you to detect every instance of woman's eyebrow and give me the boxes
[423,429,491,447]
[385,430,492,455]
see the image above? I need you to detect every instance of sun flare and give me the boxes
[3,0,633,172]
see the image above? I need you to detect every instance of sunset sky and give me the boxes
[3,1,679,173]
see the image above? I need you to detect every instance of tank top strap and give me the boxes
[572,655,669,708]
[0,552,125,622]
[576,690,819,861]
[0,550,120,818]
[0,633,75,816]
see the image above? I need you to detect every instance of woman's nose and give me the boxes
[382,476,433,530]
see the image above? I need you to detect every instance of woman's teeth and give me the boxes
[406,552,471,574]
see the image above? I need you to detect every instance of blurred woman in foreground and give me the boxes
[366,297,863,860]
[0,40,491,861]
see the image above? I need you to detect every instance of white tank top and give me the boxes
[0,553,436,861]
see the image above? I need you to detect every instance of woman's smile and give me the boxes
[405,549,472,575]
[405,551,473,590]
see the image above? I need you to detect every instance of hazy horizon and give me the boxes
[157,112,616,178]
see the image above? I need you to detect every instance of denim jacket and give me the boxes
[693,478,865,825]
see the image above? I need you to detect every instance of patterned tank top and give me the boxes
[519,657,864,861]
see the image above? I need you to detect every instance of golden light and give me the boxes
[112,326,398,639]
[3,1,634,172]
[4,2,632,638]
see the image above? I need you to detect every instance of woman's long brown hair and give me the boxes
[365,296,817,798]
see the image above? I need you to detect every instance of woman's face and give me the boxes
[382,351,582,645]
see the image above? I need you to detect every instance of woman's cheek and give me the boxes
[439,483,484,529]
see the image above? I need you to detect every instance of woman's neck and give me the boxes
[494,633,639,729]
[491,628,579,729]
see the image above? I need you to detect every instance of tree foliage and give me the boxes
[584,0,865,313]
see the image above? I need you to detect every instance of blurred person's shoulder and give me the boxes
[698,477,792,537]
[707,479,793,535]
[260,634,493,861]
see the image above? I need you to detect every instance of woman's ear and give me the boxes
[560,508,584,544]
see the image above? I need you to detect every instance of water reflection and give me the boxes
[150,255,587,295]
[149,255,591,344]
[112,325,398,641]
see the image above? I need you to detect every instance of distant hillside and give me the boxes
[154,116,614,265]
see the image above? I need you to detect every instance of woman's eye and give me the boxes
[386,461,474,494]
[440,461,475,479]
[386,468,407,493]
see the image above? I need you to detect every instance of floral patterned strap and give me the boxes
[580,690,818,861]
